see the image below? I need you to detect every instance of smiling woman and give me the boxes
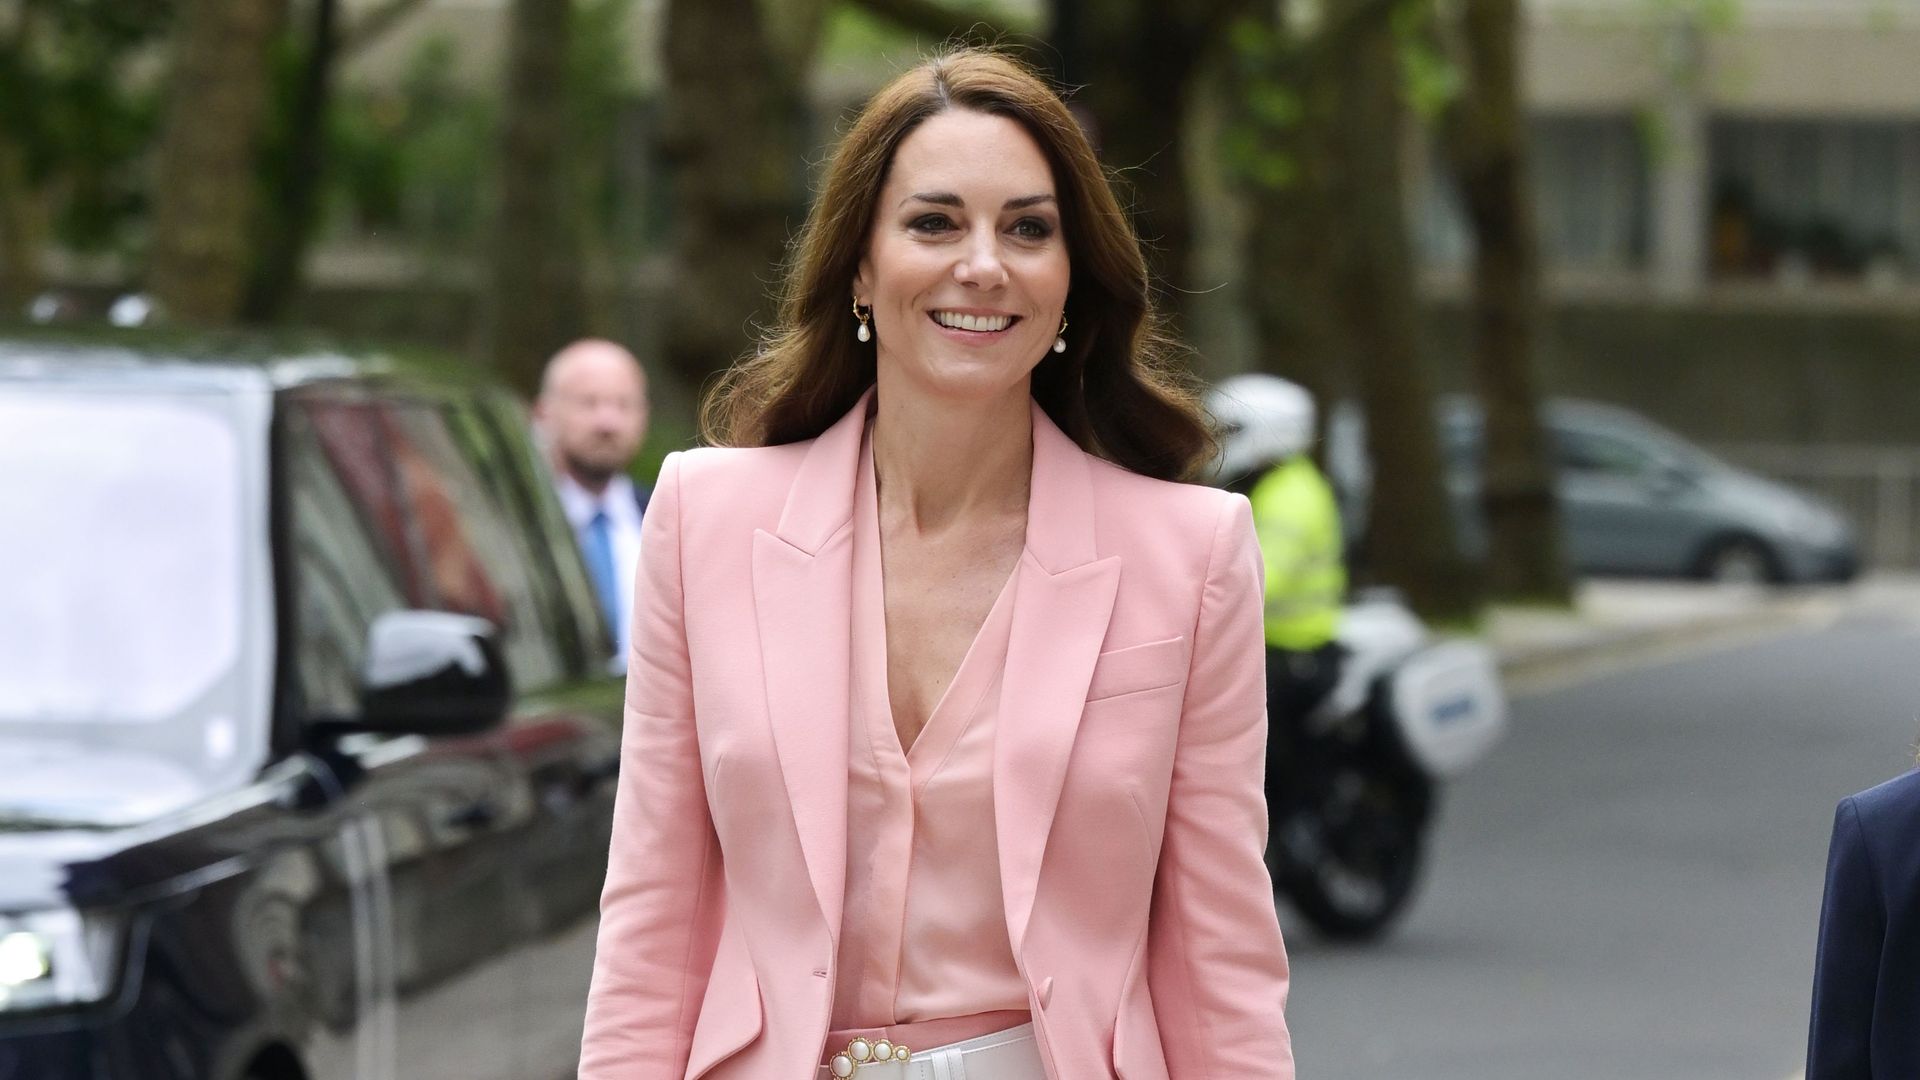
[581,47,1293,1080]
[855,108,1070,411]
[699,47,1212,482]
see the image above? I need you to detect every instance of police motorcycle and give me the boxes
[1208,376,1508,940]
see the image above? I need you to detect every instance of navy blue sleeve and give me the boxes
[1807,796,1885,1080]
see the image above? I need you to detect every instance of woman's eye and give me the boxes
[1012,217,1055,240]
[909,214,954,233]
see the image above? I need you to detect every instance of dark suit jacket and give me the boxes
[1808,767,1920,1079]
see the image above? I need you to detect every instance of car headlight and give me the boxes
[1797,508,1849,546]
[0,908,124,1012]
[1767,501,1844,545]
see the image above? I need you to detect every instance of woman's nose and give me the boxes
[953,231,1009,288]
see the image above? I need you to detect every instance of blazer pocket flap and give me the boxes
[685,921,762,1080]
[1086,636,1189,702]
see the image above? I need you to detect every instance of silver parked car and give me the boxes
[1326,397,1859,584]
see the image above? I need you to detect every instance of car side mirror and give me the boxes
[351,611,512,737]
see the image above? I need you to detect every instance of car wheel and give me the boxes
[1696,536,1782,585]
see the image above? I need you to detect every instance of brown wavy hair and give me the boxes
[698,46,1215,482]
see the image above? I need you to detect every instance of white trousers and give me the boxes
[820,1023,1048,1080]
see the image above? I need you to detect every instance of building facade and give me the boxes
[1420,0,1920,299]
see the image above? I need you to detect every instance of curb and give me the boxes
[1492,590,1838,689]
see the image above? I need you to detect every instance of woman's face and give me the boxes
[855,108,1071,404]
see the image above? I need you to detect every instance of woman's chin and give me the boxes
[888,347,1039,402]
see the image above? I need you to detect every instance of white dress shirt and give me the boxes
[555,470,645,665]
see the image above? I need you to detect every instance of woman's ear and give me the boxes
[853,255,874,305]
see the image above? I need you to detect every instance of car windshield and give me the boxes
[0,384,256,735]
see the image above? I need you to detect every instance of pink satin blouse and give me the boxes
[826,420,1032,1051]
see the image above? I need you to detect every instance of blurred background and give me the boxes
[4,0,1920,1077]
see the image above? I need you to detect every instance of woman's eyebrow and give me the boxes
[899,192,1058,210]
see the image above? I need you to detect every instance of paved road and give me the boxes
[1281,582,1920,1079]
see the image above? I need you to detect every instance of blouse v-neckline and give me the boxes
[854,420,1021,768]
[833,414,1034,1033]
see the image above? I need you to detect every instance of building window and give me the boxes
[1533,115,1649,272]
[1418,114,1648,274]
[1709,118,1920,285]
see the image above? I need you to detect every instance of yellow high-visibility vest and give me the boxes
[1248,456,1346,650]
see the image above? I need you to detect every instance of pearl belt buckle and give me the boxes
[828,1036,913,1076]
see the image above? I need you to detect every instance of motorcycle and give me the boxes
[1265,590,1508,940]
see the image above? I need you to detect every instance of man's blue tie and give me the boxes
[583,509,622,636]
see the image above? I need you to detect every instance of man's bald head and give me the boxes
[535,339,650,492]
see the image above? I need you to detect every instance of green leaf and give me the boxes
[1248,82,1303,128]
[1229,16,1277,62]
[1253,149,1298,190]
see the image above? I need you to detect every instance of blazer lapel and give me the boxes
[995,398,1120,955]
[751,388,873,943]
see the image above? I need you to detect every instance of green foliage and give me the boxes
[1631,104,1671,169]
[1219,15,1302,195]
[321,0,645,258]
[1636,0,1741,35]
[1390,0,1461,123]
[325,37,497,254]
[816,0,1037,64]
[1220,2,1467,194]
[250,23,315,238]
[568,0,638,241]
[0,0,170,253]
[820,4,915,59]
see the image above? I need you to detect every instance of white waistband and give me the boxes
[820,1023,1044,1080]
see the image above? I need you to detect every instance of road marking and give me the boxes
[1505,594,1846,699]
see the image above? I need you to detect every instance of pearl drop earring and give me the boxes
[1052,313,1068,354]
[853,296,872,343]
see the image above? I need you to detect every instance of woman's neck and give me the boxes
[869,374,1032,536]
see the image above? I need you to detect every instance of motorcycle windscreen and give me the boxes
[1385,641,1508,778]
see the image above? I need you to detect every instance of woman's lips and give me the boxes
[926,311,1021,343]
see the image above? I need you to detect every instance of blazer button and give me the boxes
[1038,977,1054,1008]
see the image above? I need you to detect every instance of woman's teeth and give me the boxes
[932,311,1014,333]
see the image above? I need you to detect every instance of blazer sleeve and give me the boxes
[1147,492,1295,1078]
[1806,795,1884,1080]
[579,452,727,1079]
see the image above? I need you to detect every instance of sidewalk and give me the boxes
[1485,577,1847,684]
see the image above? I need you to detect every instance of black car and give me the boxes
[0,331,626,1080]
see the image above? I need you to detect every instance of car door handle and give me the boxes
[444,798,498,831]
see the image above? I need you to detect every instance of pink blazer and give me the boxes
[578,389,1293,1080]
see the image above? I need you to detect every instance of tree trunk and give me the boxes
[1059,6,1190,332]
[1072,24,1198,331]
[0,136,49,314]
[657,0,811,389]
[1440,0,1572,604]
[148,0,285,324]
[0,5,48,314]
[244,0,339,323]
[1325,0,1479,624]
[486,0,586,395]
[1055,0,1257,337]
[1237,5,1347,414]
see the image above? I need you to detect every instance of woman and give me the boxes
[578,48,1293,1080]
[1807,765,1920,1078]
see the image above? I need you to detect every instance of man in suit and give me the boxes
[534,339,651,667]
[1807,766,1920,1078]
